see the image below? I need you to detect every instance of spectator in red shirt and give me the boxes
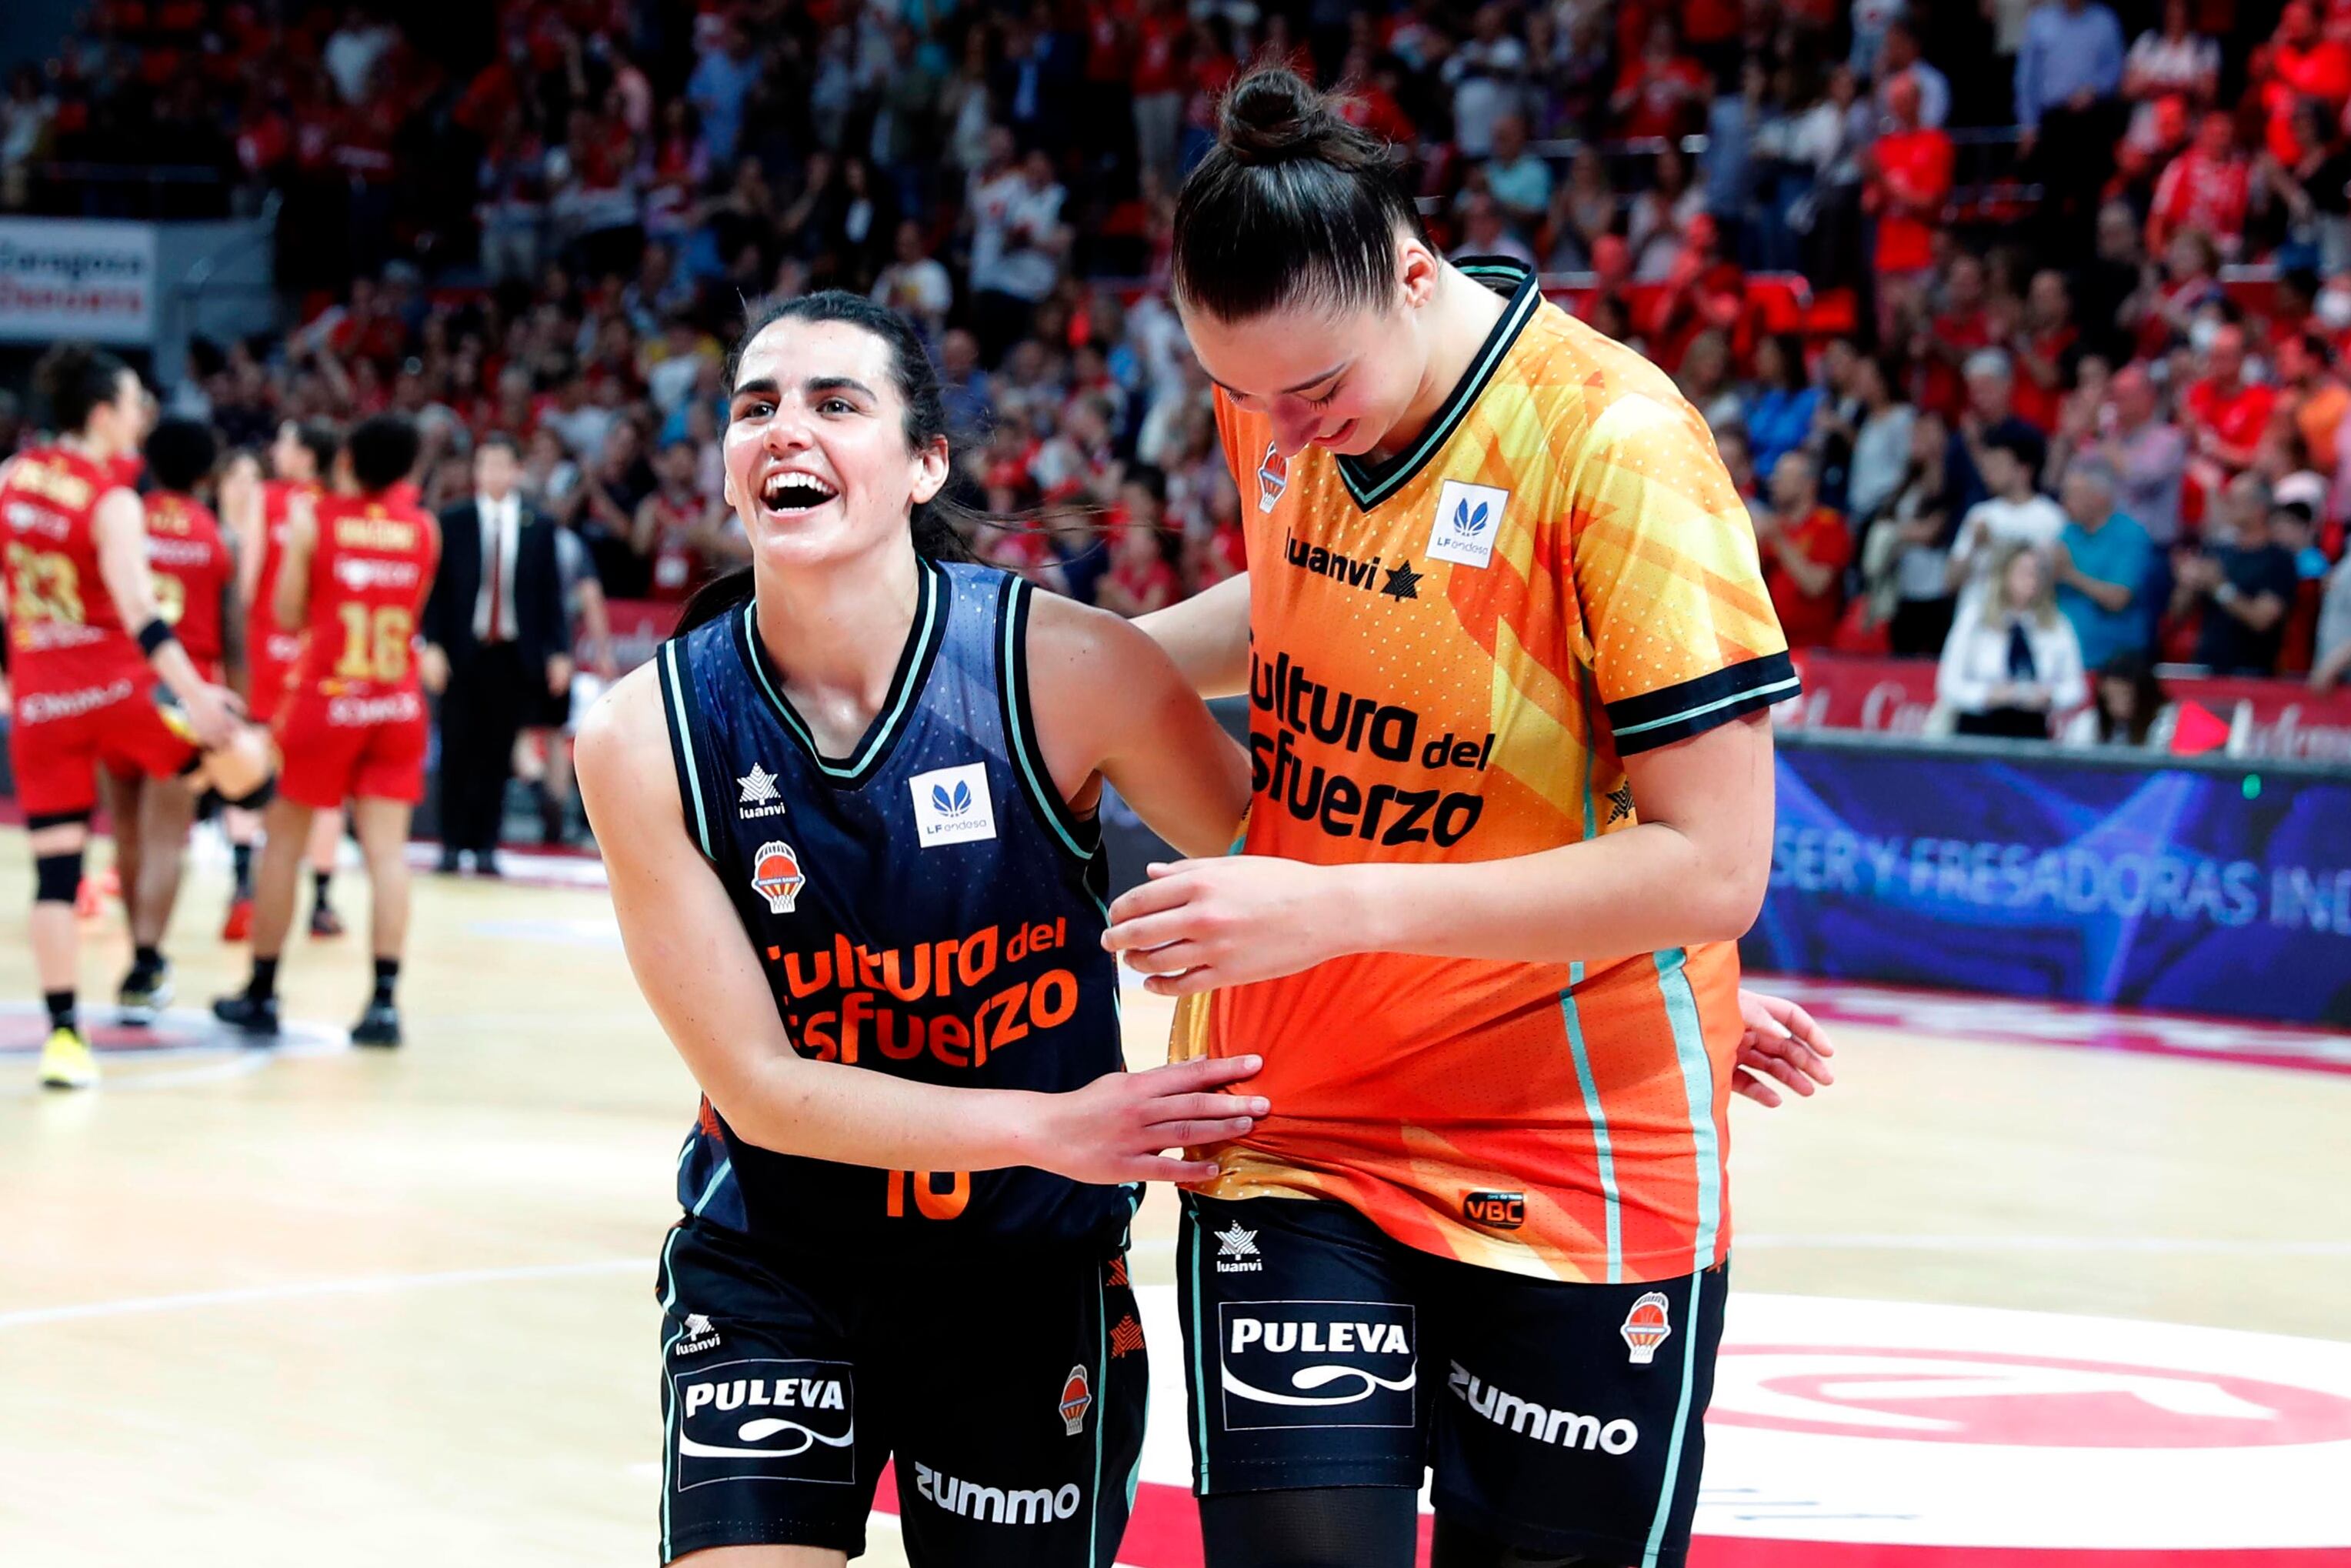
[2009,269,2079,435]
[2259,1,2351,164]
[1865,73,1953,342]
[1610,15,1707,142]
[2148,111,2251,257]
[1095,502,1181,619]
[1129,0,1185,185]
[1334,48,1416,148]
[1916,252,1994,421]
[2183,322,2283,479]
[1753,449,1852,648]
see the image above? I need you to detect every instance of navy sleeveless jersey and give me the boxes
[655,559,1134,1255]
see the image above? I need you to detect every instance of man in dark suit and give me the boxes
[422,433,569,875]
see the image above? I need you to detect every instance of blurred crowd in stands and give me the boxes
[6,0,2351,751]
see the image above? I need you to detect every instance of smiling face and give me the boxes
[721,315,948,574]
[1178,234,1439,460]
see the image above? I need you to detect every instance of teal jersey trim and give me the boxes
[1653,948,1722,1269]
[735,559,944,783]
[1333,257,1542,511]
[1639,1267,1709,1568]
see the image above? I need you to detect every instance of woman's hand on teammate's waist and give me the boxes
[1102,856,1354,997]
[1731,989,1836,1109]
[1013,1055,1270,1186]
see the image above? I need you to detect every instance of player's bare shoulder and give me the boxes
[1024,585,1180,727]
[578,660,665,764]
[575,659,675,817]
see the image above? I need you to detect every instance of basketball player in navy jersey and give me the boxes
[576,292,1265,1566]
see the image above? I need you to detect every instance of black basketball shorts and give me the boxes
[655,1216,1147,1564]
[1177,1193,1726,1568]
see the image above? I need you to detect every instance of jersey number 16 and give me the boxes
[335,604,413,682]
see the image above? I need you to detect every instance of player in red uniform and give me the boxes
[215,415,439,1046]
[222,420,348,941]
[97,419,243,1023]
[2,346,273,1089]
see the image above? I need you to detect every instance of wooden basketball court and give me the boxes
[3,829,2348,1566]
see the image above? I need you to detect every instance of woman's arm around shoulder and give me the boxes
[1024,586,1251,861]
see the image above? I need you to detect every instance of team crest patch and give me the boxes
[1428,479,1508,569]
[1257,441,1289,512]
[1621,1291,1672,1365]
[750,841,807,913]
[1059,1364,1092,1436]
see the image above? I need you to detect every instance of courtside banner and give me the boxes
[1779,650,2351,763]
[592,599,685,671]
[0,219,158,344]
[1745,735,2351,1026]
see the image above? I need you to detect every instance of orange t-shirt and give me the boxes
[1172,260,1798,1283]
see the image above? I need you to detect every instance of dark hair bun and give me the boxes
[1218,67,1386,171]
[33,343,97,405]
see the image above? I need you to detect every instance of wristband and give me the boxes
[135,617,178,658]
[2213,581,2240,608]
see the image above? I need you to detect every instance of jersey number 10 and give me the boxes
[884,1168,970,1220]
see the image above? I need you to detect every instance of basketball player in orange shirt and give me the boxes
[215,415,440,1046]
[98,418,242,1023]
[1107,72,1824,1568]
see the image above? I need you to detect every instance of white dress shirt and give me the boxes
[473,492,522,645]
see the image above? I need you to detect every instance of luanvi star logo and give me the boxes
[1606,782,1634,824]
[737,763,789,819]
[1379,559,1423,601]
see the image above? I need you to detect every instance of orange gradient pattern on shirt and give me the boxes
[1170,265,1796,1284]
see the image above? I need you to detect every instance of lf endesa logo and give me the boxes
[1218,1301,1417,1433]
[671,1359,856,1490]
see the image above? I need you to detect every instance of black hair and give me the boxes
[144,418,218,494]
[34,344,134,433]
[346,414,421,493]
[1122,464,1168,508]
[1759,332,1807,391]
[2095,652,2164,746]
[1983,430,2039,468]
[1169,67,1426,324]
[289,421,340,479]
[478,430,524,461]
[679,291,979,636]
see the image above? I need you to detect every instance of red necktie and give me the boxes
[486,509,505,643]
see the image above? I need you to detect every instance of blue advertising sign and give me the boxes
[1745,739,2351,1026]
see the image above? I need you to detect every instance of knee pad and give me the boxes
[221,775,277,812]
[35,849,85,906]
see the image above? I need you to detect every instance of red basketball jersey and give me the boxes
[0,442,143,693]
[295,490,441,701]
[142,490,233,674]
